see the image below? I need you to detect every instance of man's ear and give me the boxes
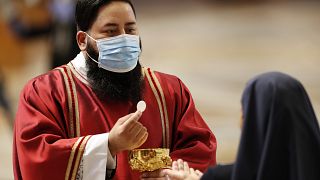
[76,31,87,51]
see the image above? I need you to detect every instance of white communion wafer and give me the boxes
[137,101,146,112]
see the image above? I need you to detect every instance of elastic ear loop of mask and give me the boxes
[85,32,99,64]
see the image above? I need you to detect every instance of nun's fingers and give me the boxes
[177,159,184,171]
[183,161,190,173]
[195,170,203,177]
[190,168,195,174]
[172,161,179,171]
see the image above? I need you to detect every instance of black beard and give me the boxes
[85,43,144,104]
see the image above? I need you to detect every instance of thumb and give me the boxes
[158,169,169,177]
[161,169,183,179]
[116,113,134,125]
[122,111,142,127]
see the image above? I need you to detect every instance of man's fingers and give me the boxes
[122,111,142,127]
[128,111,142,122]
[116,113,134,125]
[130,122,143,135]
[134,125,147,138]
[135,131,148,148]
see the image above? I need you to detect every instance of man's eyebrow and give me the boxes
[125,22,137,26]
[102,22,136,28]
[103,23,118,27]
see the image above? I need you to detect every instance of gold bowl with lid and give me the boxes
[128,148,172,172]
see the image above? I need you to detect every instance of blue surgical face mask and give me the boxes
[85,33,141,73]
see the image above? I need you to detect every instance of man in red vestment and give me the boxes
[13,0,217,179]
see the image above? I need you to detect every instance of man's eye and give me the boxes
[126,28,136,34]
[106,29,117,34]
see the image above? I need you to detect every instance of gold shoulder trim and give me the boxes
[143,67,170,148]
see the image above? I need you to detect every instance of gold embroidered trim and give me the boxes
[149,70,170,148]
[65,66,81,137]
[57,67,75,138]
[65,137,83,180]
[70,136,91,180]
[57,65,84,180]
[143,68,167,148]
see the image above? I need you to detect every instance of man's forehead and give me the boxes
[95,1,136,24]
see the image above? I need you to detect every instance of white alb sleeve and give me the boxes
[81,133,116,180]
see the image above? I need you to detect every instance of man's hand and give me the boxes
[108,111,148,156]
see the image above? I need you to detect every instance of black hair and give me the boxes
[75,0,136,32]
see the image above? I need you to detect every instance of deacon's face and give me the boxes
[87,1,138,50]
[78,2,144,103]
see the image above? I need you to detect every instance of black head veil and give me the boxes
[232,72,320,180]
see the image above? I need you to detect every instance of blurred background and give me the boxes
[1,0,320,179]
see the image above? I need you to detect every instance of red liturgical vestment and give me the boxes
[13,53,216,180]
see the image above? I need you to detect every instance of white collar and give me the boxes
[69,52,89,84]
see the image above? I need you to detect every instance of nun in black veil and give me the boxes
[162,72,320,180]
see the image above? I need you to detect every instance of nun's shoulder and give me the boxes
[201,164,233,180]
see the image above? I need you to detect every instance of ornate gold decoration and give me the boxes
[129,148,172,172]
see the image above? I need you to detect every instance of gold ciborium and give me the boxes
[128,148,172,172]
